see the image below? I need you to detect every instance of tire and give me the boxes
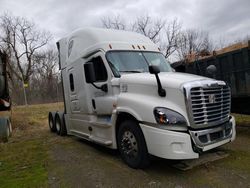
[48,112,56,132]
[0,117,11,142]
[55,112,67,136]
[117,120,150,169]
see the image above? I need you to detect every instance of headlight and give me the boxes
[153,107,187,126]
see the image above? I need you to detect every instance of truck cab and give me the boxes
[49,28,236,168]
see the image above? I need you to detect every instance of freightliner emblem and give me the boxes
[208,94,216,104]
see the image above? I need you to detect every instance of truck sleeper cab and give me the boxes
[48,28,236,169]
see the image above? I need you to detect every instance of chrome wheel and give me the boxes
[118,120,150,168]
[121,131,138,159]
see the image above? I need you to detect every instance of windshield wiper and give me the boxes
[120,70,143,73]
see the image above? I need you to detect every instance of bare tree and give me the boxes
[177,29,213,61]
[0,13,52,84]
[33,49,58,80]
[160,18,182,58]
[132,15,165,43]
[102,15,214,62]
[101,15,184,59]
[101,15,126,30]
[28,49,61,103]
[102,15,165,43]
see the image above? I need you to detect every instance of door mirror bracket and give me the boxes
[91,83,108,92]
[149,65,166,97]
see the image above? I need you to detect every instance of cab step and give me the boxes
[89,136,112,146]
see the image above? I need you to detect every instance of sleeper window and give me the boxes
[69,73,75,91]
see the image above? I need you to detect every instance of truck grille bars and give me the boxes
[184,81,231,129]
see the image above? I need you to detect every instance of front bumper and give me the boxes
[140,116,236,160]
[189,116,236,151]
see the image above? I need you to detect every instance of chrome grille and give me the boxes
[190,85,231,126]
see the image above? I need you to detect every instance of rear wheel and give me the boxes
[55,112,67,136]
[48,112,56,132]
[117,120,150,169]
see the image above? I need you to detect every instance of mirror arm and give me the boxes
[91,83,108,92]
[154,74,166,97]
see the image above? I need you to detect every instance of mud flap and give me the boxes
[172,150,229,171]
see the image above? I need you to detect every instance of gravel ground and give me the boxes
[47,126,250,188]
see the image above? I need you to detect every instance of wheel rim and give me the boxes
[56,120,60,132]
[121,131,138,159]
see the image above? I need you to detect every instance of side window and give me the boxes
[69,73,75,91]
[88,56,108,82]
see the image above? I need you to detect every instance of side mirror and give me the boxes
[206,65,217,78]
[149,65,160,74]
[84,62,96,83]
[84,62,108,92]
[149,65,166,97]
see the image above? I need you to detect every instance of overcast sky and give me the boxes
[1,0,250,46]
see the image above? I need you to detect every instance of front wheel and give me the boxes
[117,120,150,169]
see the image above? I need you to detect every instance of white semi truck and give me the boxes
[49,28,236,168]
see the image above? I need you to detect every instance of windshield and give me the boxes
[106,51,172,77]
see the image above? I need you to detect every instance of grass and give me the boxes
[233,113,250,126]
[11,103,63,130]
[0,103,63,188]
[223,150,250,171]
[0,139,47,188]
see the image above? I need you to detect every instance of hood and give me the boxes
[119,72,212,89]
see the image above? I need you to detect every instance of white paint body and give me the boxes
[57,28,236,159]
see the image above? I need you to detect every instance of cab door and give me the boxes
[86,52,115,116]
[67,64,90,135]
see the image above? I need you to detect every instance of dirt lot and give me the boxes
[0,103,250,188]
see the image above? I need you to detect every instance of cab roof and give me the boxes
[57,27,159,69]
